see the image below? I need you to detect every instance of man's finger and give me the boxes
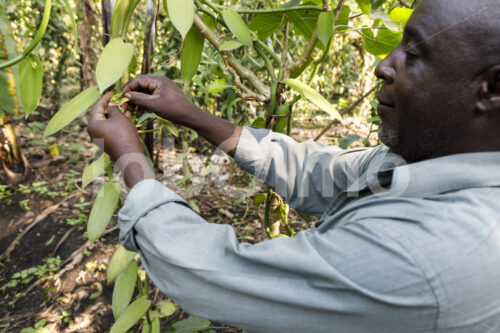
[90,92,114,122]
[121,76,159,95]
[107,106,124,118]
[123,91,152,108]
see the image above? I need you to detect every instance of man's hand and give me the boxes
[121,75,198,125]
[88,92,154,188]
[121,75,242,157]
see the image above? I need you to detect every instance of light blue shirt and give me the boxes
[119,126,500,332]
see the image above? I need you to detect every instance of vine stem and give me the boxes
[0,0,52,69]
[211,4,322,14]
[192,13,270,99]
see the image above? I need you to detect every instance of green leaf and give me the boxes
[82,153,111,189]
[19,54,43,117]
[167,0,194,40]
[334,5,351,32]
[168,316,210,333]
[362,28,402,58]
[112,260,138,319]
[253,193,266,207]
[389,7,413,28]
[111,0,128,37]
[43,86,101,138]
[370,10,401,31]
[222,9,252,47]
[107,245,137,284]
[96,38,134,93]
[317,11,334,47]
[181,26,204,81]
[249,12,284,40]
[87,182,121,244]
[158,300,177,317]
[158,118,179,137]
[110,296,151,333]
[251,117,265,128]
[207,79,227,94]
[356,0,371,14]
[142,312,160,333]
[285,9,320,42]
[283,79,341,120]
[219,40,244,51]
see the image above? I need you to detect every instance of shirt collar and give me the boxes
[349,149,500,198]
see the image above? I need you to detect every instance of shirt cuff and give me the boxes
[118,179,191,252]
[234,126,271,178]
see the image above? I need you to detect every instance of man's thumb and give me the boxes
[125,91,151,106]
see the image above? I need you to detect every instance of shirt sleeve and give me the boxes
[118,179,437,333]
[234,126,380,216]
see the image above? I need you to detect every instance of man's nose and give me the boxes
[374,52,396,84]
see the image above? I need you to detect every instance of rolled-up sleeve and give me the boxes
[118,179,436,333]
[234,127,381,216]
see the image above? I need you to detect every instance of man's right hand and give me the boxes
[121,75,198,125]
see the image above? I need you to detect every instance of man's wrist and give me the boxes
[115,153,155,189]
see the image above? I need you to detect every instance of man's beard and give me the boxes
[378,120,455,162]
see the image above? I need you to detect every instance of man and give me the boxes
[87,0,500,332]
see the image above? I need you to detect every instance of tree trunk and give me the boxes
[0,115,27,184]
[78,0,99,90]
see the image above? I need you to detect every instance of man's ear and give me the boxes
[476,64,500,113]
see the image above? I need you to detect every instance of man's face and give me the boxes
[374,0,477,162]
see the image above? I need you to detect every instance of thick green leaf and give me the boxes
[168,316,210,333]
[19,54,42,117]
[107,245,137,284]
[112,260,138,319]
[249,12,284,40]
[356,0,371,14]
[110,296,151,333]
[111,0,131,37]
[82,152,111,189]
[158,300,177,317]
[181,26,204,81]
[220,40,244,51]
[142,312,160,333]
[390,7,413,27]
[87,181,121,244]
[283,79,341,120]
[43,86,101,138]
[96,38,134,93]
[167,0,194,40]
[222,9,252,47]
[317,11,334,46]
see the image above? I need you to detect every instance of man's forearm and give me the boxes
[171,104,242,157]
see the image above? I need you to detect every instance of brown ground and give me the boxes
[0,116,375,332]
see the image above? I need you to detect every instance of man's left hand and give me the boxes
[88,92,154,188]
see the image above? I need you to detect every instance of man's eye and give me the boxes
[404,46,419,60]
